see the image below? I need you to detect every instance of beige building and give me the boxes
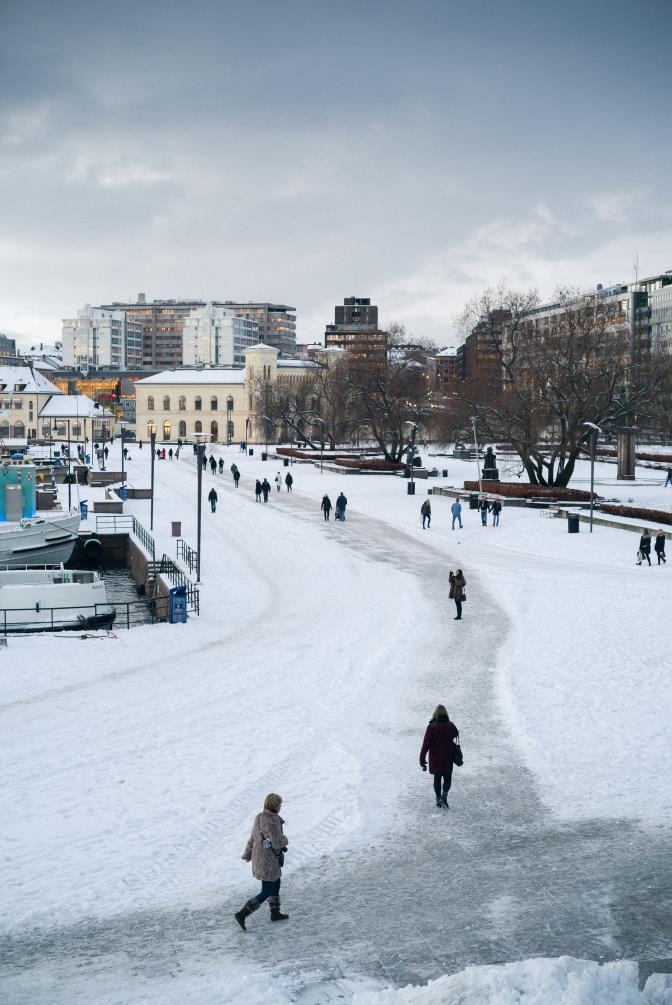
[0,366,63,441]
[135,344,316,443]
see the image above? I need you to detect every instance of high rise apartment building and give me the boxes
[182,304,258,366]
[62,306,143,369]
[100,295,297,366]
[324,297,388,359]
[0,334,17,360]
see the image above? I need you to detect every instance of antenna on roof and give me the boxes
[634,252,639,286]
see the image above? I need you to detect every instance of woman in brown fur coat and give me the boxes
[234,793,289,930]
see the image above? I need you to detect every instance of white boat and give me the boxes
[0,568,115,633]
[0,512,80,568]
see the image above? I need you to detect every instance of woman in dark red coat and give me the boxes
[420,704,459,808]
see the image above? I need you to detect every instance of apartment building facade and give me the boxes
[62,306,143,369]
[324,296,388,360]
[182,304,258,366]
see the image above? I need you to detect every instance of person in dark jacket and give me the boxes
[491,499,502,526]
[261,478,271,502]
[335,492,347,521]
[479,496,489,526]
[208,487,218,513]
[654,530,666,565]
[233,468,240,487]
[449,569,466,620]
[209,455,217,474]
[285,472,293,492]
[219,458,224,474]
[639,531,652,566]
[321,494,332,520]
[235,793,289,929]
[420,704,460,808]
[168,447,173,460]
[201,452,207,470]
[255,479,262,502]
[421,499,431,529]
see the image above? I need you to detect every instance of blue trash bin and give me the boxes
[119,485,128,501]
[168,585,188,624]
[79,500,88,520]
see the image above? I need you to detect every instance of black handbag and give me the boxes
[460,591,466,603]
[453,739,464,767]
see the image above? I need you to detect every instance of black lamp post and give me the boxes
[66,418,72,510]
[194,432,208,583]
[405,421,417,495]
[119,422,126,486]
[582,421,602,533]
[227,400,233,446]
[245,417,252,453]
[263,414,274,459]
[148,421,156,530]
[317,418,325,473]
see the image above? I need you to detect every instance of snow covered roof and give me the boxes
[243,343,278,353]
[31,357,63,371]
[277,359,317,368]
[0,365,62,395]
[436,347,457,357]
[136,368,246,385]
[39,394,114,419]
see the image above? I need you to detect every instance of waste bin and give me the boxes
[248,448,253,456]
[171,521,181,537]
[442,469,448,478]
[79,499,88,520]
[283,458,289,467]
[469,492,479,510]
[168,585,188,624]
[119,485,127,501]
[407,482,416,495]
[567,513,580,533]
[261,452,267,461]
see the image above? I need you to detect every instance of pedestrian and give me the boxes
[419,704,460,808]
[168,447,173,460]
[234,793,289,930]
[479,496,489,526]
[139,440,143,450]
[208,487,218,513]
[175,447,180,460]
[421,498,431,529]
[321,494,332,521]
[285,472,293,492]
[233,468,240,488]
[201,453,207,470]
[161,447,166,460]
[193,443,198,456]
[451,498,463,530]
[491,498,502,526]
[178,438,183,449]
[261,478,270,502]
[335,492,347,522]
[639,530,652,566]
[210,455,217,475]
[449,568,466,620]
[219,458,224,474]
[156,448,162,460]
[665,467,672,487]
[275,472,282,493]
[104,446,109,460]
[123,447,129,460]
[255,479,262,502]
[655,529,667,565]
[239,440,246,454]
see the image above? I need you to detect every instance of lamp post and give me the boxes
[245,417,252,453]
[471,416,482,496]
[194,431,208,583]
[119,421,126,486]
[582,421,602,533]
[227,400,233,446]
[316,418,326,473]
[148,420,156,530]
[66,419,72,510]
[405,421,418,494]
[262,415,273,459]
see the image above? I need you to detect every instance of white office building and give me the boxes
[62,306,143,368]
[182,304,258,367]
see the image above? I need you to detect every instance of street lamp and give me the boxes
[262,414,274,460]
[194,431,209,583]
[582,421,602,533]
[471,416,483,496]
[119,421,126,486]
[148,420,157,530]
[245,417,252,453]
[316,418,326,473]
[405,421,418,495]
[66,418,72,511]
[227,399,233,446]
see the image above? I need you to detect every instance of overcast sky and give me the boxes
[1,0,670,350]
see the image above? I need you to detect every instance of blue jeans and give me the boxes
[255,878,280,903]
[481,510,487,525]
[493,512,499,526]
[452,515,462,529]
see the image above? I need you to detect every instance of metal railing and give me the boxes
[176,538,198,575]
[94,514,156,560]
[0,590,200,634]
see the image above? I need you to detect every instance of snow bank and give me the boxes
[352,957,672,1005]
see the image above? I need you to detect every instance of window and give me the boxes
[227,419,234,439]
[163,421,171,440]
[13,422,25,437]
[72,425,81,437]
[163,396,170,411]
[210,396,218,411]
[0,422,9,437]
[195,396,202,411]
[195,420,202,433]
[178,396,186,411]
[147,396,155,411]
[178,420,187,437]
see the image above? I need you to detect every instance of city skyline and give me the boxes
[1,0,670,349]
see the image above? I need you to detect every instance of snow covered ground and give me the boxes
[1,441,672,1002]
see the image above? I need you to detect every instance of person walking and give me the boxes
[219,458,225,474]
[209,455,217,475]
[655,530,667,565]
[235,793,289,930]
[449,569,466,620]
[139,440,143,450]
[451,498,463,530]
[168,447,173,460]
[421,498,431,529]
[479,496,489,526]
[161,447,166,460]
[104,445,109,460]
[665,467,672,487]
[239,440,246,454]
[175,447,180,460]
[335,492,347,522]
[274,472,282,493]
[285,472,293,492]
[255,479,262,502]
[321,494,332,521]
[208,487,218,513]
[419,704,460,808]
[261,478,271,502]
[201,452,207,470]
[639,531,652,566]
[233,467,240,488]
[491,499,502,526]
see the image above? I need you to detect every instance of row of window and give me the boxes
[149,419,235,440]
[146,395,236,412]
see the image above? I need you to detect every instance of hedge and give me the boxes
[276,448,358,461]
[334,457,405,471]
[463,480,596,500]
[599,503,672,527]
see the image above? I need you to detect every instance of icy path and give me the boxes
[2,466,672,1002]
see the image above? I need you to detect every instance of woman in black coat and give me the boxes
[419,704,460,808]
[639,531,652,566]
[655,530,666,565]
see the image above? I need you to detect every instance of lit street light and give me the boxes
[582,421,602,533]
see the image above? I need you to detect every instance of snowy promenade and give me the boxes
[2,445,672,1002]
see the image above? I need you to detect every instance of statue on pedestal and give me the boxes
[482,446,499,482]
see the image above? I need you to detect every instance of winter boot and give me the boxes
[234,898,260,931]
[441,789,450,809]
[435,796,442,808]
[269,895,289,922]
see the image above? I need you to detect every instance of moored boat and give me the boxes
[0,567,115,632]
[0,512,80,568]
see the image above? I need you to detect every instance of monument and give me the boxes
[482,446,499,482]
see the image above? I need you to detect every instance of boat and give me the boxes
[0,512,80,568]
[0,567,116,633]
